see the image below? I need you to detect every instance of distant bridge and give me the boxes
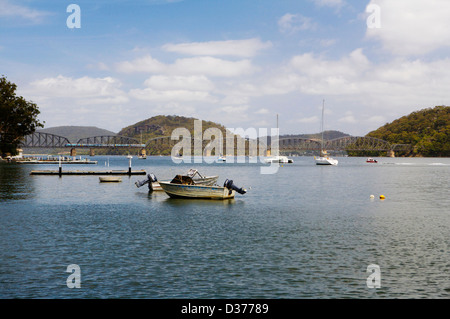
[19,132,411,154]
[20,132,144,148]
[278,136,412,152]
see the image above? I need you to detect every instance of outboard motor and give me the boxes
[224,179,247,195]
[135,173,158,192]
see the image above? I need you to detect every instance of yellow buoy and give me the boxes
[380,195,385,200]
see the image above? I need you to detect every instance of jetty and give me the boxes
[30,169,146,176]
[30,155,144,176]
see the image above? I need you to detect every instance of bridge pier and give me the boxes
[90,148,95,156]
[70,148,77,157]
[139,148,146,157]
[388,150,395,157]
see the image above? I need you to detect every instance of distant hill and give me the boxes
[118,115,243,155]
[118,115,229,139]
[38,126,116,143]
[367,105,449,157]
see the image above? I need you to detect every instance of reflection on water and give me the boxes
[0,156,449,298]
[0,163,35,201]
[161,197,237,207]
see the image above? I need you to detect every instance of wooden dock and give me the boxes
[30,169,146,175]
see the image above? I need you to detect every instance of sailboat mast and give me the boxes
[321,100,325,151]
[276,113,279,156]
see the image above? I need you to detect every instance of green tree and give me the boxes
[0,76,44,155]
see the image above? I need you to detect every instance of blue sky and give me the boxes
[2,0,450,136]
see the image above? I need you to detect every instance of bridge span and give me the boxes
[19,132,411,155]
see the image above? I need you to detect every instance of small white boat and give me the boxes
[217,155,226,162]
[159,179,246,200]
[99,176,122,183]
[314,155,338,166]
[264,155,293,164]
[366,158,378,163]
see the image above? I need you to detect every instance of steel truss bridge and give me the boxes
[19,132,411,153]
[20,132,145,148]
[278,136,412,152]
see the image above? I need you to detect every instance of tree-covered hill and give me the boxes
[367,106,449,157]
[118,115,243,155]
[118,115,229,141]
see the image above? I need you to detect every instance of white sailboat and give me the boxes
[314,100,338,166]
[264,114,293,164]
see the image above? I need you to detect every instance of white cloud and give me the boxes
[28,75,126,100]
[171,56,255,77]
[311,0,344,8]
[255,108,270,115]
[115,55,166,73]
[279,49,450,123]
[365,0,450,56]
[338,112,357,124]
[143,75,214,91]
[278,13,316,34]
[162,38,272,57]
[294,116,320,124]
[116,55,255,77]
[0,0,51,24]
[129,88,215,103]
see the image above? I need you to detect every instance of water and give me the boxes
[0,156,449,299]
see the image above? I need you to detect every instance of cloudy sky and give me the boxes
[1,0,450,136]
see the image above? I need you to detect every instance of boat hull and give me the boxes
[315,157,338,165]
[264,156,293,163]
[99,176,122,182]
[159,182,235,199]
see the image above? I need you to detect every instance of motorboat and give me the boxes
[366,158,378,163]
[135,169,218,192]
[314,154,339,166]
[159,179,246,200]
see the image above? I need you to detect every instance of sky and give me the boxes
[1,0,450,136]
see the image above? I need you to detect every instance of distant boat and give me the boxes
[314,151,338,165]
[314,100,338,166]
[366,158,378,163]
[138,155,147,159]
[264,114,293,164]
[99,176,122,183]
[264,155,293,164]
[217,154,226,162]
[159,179,246,200]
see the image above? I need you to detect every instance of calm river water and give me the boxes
[0,156,449,299]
